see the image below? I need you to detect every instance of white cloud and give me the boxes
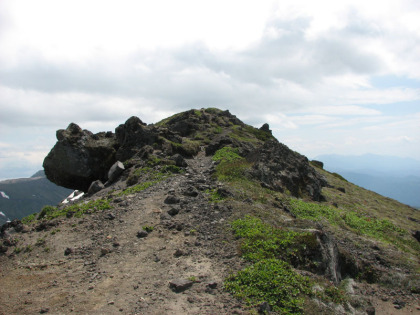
[1,0,420,178]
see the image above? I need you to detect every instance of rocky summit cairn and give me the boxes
[43,108,326,199]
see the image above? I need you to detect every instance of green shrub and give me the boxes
[212,147,242,163]
[142,225,154,233]
[224,259,310,314]
[205,189,226,202]
[38,206,57,220]
[21,213,37,224]
[231,216,313,264]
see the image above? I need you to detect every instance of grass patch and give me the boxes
[29,199,112,221]
[205,189,226,202]
[121,181,156,195]
[225,259,311,314]
[212,147,251,182]
[122,165,183,195]
[225,216,344,314]
[212,147,242,163]
[212,147,277,204]
[21,213,37,224]
[231,216,311,263]
[288,199,419,253]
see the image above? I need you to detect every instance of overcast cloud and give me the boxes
[0,0,419,179]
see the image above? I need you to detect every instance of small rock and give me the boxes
[137,230,148,238]
[105,213,116,220]
[87,180,105,195]
[207,282,218,289]
[337,187,346,193]
[183,186,198,197]
[100,248,111,256]
[108,161,125,183]
[160,213,172,221]
[168,207,180,216]
[169,279,193,292]
[393,300,406,309]
[164,195,180,204]
[40,307,49,314]
[366,305,375,315]
[171,154,187,167]
[108,301,115,305]
[174,249,185,257]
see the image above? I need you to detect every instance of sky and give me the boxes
[0,0,419,180]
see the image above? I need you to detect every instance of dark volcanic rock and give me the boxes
[107,161,125,183]
[87,180,105,195]
[311,160,324,169]
[248,139,327,201]
[43,123,118,192]
[169,279,193,292]
[115,116,158,161]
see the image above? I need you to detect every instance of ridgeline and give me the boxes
[1,108,419,314]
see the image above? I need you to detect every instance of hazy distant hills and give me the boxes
[0,171,72,224]
[315,154,420,208]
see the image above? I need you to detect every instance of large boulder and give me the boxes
[43,123,118,192]
[248,139,327,201]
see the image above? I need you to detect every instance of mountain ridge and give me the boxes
[1,108,419,314]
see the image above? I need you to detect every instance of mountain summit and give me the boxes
[43,108,326,200]
[1,108,419,314]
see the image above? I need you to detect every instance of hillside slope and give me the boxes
[1,108,419,314]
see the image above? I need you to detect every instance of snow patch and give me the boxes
[0,191,10,199]
[62,190,84,204]
[0,210,11,222]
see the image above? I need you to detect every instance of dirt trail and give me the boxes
[0,153,243,315]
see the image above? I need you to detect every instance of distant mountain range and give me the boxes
[0,170,72,224]
[315,154,420,208]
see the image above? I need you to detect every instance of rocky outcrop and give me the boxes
[43,109,326,198]
[248,139,326,200]
[115,116,158,161]
[43,123,118,192]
